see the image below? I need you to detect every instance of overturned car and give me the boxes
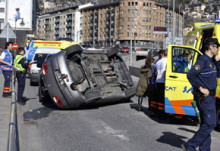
[39,44,135,109]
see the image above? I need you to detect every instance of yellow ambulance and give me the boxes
[165,19,220,129]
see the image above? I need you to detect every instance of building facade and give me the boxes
[81,0,183,49]
[0,0,6,30]
[36,0,183,50]
[36,3,93,42]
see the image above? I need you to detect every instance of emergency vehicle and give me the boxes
[25,40,79,85]
[165,19,220,130]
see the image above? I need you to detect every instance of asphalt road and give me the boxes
[17,76,220,151]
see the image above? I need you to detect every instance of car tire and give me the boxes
[39,86,45,102]
[106,47,119,57]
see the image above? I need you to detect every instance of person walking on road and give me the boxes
[155,50,167,118]
[136,57,155,111]
[0,42,13,97]
[182,38,220,151]
[150,50,162,116]
[14,47,29,105]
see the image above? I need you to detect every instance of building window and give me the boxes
[128,17,130,21]
[128,9,130,14]
[134,33,137,37]
[142,17,145,22]
[142,33,145,38]
[146,33,148,38]
[132,2,134,6]
[135,2,138,6]
[128,2,130,6]
[135,9,138,14]
[142,25,145,30]
[0,18,4,23]
[127,25,130,30]
[127,32,129,37]
[143,10,145,14]
[0,8,5,12]
[146,25,148,30]
[134,25,137,30]
[143,2,146,6]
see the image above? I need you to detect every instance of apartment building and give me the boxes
[81,0,183,49]
[36,0,183,49]
[36,3,93,42]
[0,0,6,30]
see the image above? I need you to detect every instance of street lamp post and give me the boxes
[172,0,175,44]
[130,16,133,66]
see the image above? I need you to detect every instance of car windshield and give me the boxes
[34,53,48,63]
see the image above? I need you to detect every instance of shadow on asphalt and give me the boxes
[40,98,132,111]
[129,103,198,126]
[178,127,197,133]
[156,132,188,148]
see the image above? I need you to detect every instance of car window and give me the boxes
[172,47,196,73]
[34,53,48,63]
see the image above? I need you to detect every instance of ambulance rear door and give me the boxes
[165,45,202,116]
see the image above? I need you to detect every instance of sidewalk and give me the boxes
[0,72,11,151]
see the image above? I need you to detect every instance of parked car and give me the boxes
[121,47,129,53]
[39,44,135,109]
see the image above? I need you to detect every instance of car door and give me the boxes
[165,45,202,116]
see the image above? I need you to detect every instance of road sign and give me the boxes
[13,43,19,50]
[0,23,16,41]
[153,26,167,34]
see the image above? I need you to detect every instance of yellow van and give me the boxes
[165,19,220,129]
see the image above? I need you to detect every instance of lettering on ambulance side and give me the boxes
[165,86,176,91]
[183,86,193,93]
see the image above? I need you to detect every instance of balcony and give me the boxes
[55,19,60,23]
[66,17,72,21]
[55,32,59,36]
[66,24,72,28]
[66,30,72,34]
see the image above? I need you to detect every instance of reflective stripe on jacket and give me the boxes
[0,49,13,71]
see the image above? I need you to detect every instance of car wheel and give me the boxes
[39,85,46,102]
[106,47,119,57]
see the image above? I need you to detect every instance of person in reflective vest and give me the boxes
[14,47,29,105]
[0,42,13,97]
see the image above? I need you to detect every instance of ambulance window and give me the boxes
[172,47,196,73]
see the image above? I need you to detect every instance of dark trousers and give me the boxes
[2,70,12,96]
[185,96,216,151]
[156,83,165,115]
[16,72,26,101]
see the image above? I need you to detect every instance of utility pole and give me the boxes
[172,0,175,44]
[168,0,170,43]
[93,11,95,47]
[130,15,133,66]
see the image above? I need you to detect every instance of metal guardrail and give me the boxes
[7,69,19,151]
